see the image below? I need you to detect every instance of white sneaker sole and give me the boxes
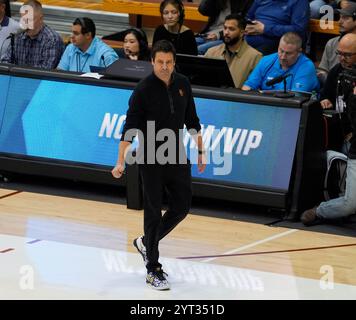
[146,282,170,291]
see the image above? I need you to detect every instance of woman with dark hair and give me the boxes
[117,28,150,61]
[196,0,254,55]
[152,0,198,55]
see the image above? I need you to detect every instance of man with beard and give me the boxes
[204,13,262,88]
[318,2,356,74]
[242,32,319,93]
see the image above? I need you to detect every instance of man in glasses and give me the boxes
[319,33,356,110]
[301,32,356,226]
[318,33,356,151]
[57,17,118,72]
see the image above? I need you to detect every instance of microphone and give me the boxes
[126,49,139,60]
[126,49,139,55]
[6,24,27,40]
[101,54,106,68]
[266,73,291,86]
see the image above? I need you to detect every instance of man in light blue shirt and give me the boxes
[242,32,319,93]
[58,17,118,72]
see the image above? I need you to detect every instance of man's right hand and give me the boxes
[320,99,333,109]
[205,33,218,41]
[111,163,125,179]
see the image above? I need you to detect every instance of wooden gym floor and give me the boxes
[1,177,356,300]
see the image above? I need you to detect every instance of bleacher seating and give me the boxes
[9,2,340,53]
[10,1,130,39]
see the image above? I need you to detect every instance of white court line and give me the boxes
[2,232,356,299]
[201,229,299,263]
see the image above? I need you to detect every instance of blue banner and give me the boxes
[0,75,301,190]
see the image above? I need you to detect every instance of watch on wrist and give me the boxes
[198,149,205,155]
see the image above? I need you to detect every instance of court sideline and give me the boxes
[1,184,356,300]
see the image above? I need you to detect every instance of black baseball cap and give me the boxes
[337,2,356,17]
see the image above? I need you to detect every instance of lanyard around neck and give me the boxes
[76,52,90,72]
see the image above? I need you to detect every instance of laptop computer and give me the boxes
[103,59,153,82]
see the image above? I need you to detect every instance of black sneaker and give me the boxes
[146,268,170,290]
[133,236,148,266]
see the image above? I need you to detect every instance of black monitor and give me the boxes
[175,53,235,88]
[103,59,153,82]
[89,65,105,73]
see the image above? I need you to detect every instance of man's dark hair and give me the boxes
[151,39,176,60]
[22,0,43,13]
[225,13,247,30]
[73,17,96,38]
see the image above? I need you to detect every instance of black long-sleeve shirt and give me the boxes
[320,63,343,106]
[321,63,353,143]
[121,72,201,164]
[152,25,198,56]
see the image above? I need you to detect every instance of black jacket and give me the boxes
[198,0,254,37]
[322,63,356,156]
[347,93,356,159]
[320,63,343,106]
[121,72,201,164]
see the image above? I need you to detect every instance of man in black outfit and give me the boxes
[318,33,356,151]
[112,40,206,290]
[301,82,356,225]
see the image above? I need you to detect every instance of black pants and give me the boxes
[139,164,192,272]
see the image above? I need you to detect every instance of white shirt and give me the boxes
[0,16,21,59]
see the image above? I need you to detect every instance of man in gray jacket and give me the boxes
[318,2,356,73]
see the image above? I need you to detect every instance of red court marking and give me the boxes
[0,191,23,253]
[1,240,42,254]
[27,239,42,244]
[0,248,15,254]
[177,243,356,260]
[0,190,23,199]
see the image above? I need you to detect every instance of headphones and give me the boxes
[160,0,185,25]
[74,17,96,38]
[78,18,86,28]
[339,8,356,21]
[124,28,149,58]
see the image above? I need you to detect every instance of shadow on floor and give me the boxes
[1,172,355,238]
